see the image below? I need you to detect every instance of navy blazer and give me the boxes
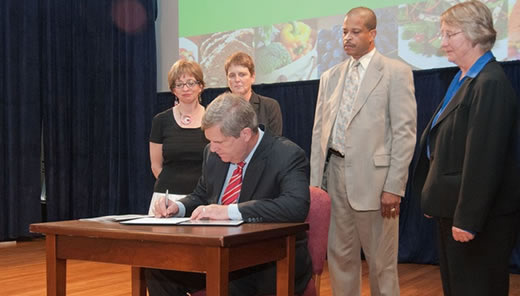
[413,60,520,232]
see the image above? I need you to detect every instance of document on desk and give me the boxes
[120,217,191,225]
[80,214,151,222]
[120,217,244,226]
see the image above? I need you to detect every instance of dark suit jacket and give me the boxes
[250,92,283,136]
[179,130,312,291]
[413,60,520,232]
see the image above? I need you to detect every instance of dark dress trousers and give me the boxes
[146,130,312,296]
[413,59,520,296]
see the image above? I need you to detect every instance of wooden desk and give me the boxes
[30,220,308,296]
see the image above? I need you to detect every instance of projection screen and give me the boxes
[156,0,519,91]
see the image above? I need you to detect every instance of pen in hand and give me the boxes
[165,189,169,210]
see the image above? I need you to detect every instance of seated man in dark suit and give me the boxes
[146,92,312,296]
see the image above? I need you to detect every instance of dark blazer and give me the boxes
[250,92,283,136]
[413,60,520,232]
[180,129,312,292]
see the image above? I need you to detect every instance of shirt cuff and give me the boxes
[174,201,186,217]
[227,204,243,220]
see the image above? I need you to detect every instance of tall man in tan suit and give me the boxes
[310,7,416,296]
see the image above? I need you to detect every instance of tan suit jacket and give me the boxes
[310,51,417,210]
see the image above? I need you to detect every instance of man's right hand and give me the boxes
[153,196,179,218]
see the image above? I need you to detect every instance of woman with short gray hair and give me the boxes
[440,0,496,52]
[413,1,520,295]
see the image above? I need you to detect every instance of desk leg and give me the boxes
[131,266,146,296]
[205,247,229,296]
[46,234,66,296]
[276,235,295,296]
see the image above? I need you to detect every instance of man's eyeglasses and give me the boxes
[174,80,200,89]
[440,31,463,41]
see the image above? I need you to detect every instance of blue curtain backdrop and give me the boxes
[1,0,519,273]
[0,0,157,240]
[41,0,157,222]
[0,1,43,241]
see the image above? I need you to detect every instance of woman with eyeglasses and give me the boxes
[413,1,520,295]
[148,59,209,214]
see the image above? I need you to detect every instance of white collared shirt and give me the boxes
[351,47,376,88]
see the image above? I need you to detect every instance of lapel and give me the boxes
[349,52,383,128]
[209,152,230,203]
[419,98,444,148]
[419,76,473,150]
[418,87,466,160]
[328,60,350,121]
[239,131,271,202]
[431,78,470,129]
[249,92,261,114]
[419,113,437,149]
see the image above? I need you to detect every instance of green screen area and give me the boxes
[179,0,422,37]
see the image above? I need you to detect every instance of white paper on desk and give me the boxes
[120,217,191,225]
[148,192,186,216]
[80,214,150,222]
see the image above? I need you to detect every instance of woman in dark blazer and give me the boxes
[224,52,283,136]
[413,1,520,295]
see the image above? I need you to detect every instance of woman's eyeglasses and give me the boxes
[174,80,200,89]
[440,31,463,41]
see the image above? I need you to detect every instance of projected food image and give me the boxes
[509,1,520,59]
[198,29,255,87]
[398,0,508,68]
[374,7,399,59]
[280,21,314,60]
[179,37,197,62]
[254,20,317,83]
[174,0,517,88]
[255,41,292,74]
[316,7,398,76]
[317,23,346,76]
